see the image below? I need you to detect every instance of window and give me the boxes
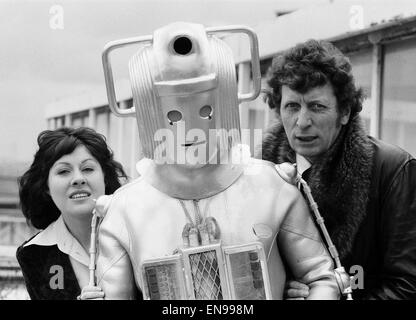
[348,49,372,134]
[0,214,35,247]
[382,39,416,157]
[71,111,88,127]
[96,107,110,137]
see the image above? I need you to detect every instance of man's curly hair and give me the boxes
[264,39,364,120]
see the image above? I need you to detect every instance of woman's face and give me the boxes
[47,145,105,221]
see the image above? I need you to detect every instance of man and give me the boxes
[262,39,416,299]
[94,23,339,299]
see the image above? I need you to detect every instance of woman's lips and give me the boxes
[69,191,91,200]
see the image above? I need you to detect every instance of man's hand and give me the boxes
[78,285,105,300]
[284,280,310,300]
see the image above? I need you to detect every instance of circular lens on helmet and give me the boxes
[167,110,182,124]
[199,105,213,119]
[173,36,193,55]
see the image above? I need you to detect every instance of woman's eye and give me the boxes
[57,169,69,175]
[83,167,94,172]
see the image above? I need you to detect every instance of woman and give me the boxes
[16,127,127,300]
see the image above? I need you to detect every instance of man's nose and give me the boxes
[71,170,86,186]
[296,107,312,128]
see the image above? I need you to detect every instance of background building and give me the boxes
[0,166,33,299]
[232,1,416,159]
[45,1,416,176]
[2,0,415,300]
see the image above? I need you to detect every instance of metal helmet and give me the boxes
[102,22,261,165]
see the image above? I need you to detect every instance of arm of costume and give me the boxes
[16,245,42,300]
[277,183,340,300]
[363,159,416,299]
[96,195,137,300]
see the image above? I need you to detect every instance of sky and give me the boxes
[0,0,331,169]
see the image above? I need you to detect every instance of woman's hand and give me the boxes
[78,285,105,300]
[284,280,310,300]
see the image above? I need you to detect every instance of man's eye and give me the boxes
[285,103,300,110]
[310,103,326,111]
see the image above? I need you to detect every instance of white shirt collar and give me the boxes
[24,215,90,267]
[296,154,312,176]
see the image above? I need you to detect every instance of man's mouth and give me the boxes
[296,136,317,143]
[69,191,91,200]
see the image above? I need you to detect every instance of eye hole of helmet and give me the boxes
[199,105,213,120]
[167,110,182,125]
[172,36,193,55]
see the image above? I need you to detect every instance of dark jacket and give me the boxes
[16,238,80,300]
[16,236,144,300]
[261,116,416,299]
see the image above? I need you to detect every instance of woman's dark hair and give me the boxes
[18,127,127,229]
[264,39,364,120]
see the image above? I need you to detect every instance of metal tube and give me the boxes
[89,211,98,286]
[297,174,352,299]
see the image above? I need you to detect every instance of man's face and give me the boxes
[280,83,350,163]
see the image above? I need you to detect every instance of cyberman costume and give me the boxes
[95,22,339,300]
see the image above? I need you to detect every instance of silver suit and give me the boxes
[97,22,339,300]
[95,158,339,299]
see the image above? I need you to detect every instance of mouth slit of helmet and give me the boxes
[182,140,206,147]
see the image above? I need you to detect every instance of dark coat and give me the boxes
[16,238,81,300]
[16,236,144,300]
[261,116,416,299]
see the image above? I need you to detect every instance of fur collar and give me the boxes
[261,116,374,262]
